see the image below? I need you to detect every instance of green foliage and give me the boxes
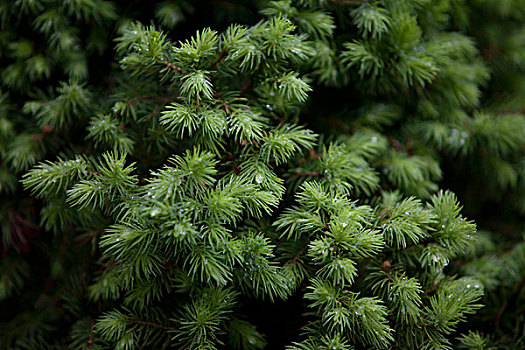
[1,0,525,349]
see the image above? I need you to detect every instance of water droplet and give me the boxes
[355,305,364,315]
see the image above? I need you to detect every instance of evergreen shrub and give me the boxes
[1,0,525,349]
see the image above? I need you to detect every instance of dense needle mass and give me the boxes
[1,1,524,349]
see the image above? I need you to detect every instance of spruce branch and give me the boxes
[5,3,517,348]
[157,57,189,74]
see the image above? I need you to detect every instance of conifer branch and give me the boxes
[158,57,188,74]
[5,4,522,349]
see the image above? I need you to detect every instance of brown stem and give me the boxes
[308,149,322,159]
[158,58,188,74]
[226,153,241,174]
[7,210,39,253]
[240,54,266,94]
[389,137,406,152]
[161,258,177,270]
[210,50,225,70]
[126,95,172,106]
[494,277,525,326]
[289,248,306,266]
[397,238,431,251]
[132,317,174,331]
[421,280,440,296]
[151,104,161,119]
[292,168,320,177]
[87,170,105,177]
[215,93,232,113]
[87,319,95,348]
[42,124,53,137]
[377,208,392,222]
[152,130,166,143]
[481,44,499,61]
[115,95,172,119]
[240,78,253,94]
